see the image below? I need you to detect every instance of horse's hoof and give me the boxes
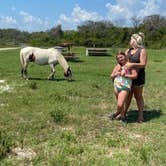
[66,77,73,81]
[23,76,29,80]
[48,77,53,80]
[21,76,29,80]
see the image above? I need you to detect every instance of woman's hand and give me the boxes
[125,62,134,69]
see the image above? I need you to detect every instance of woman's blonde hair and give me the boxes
[131,32,145,48]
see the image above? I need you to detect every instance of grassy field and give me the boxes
[0,47,166,165]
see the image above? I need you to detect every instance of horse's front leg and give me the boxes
[48,64,55,80]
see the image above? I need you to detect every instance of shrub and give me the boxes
[28,81,37,89]
[50,108,67,124]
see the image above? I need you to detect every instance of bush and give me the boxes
[50,108,67,124]
[28,81,38,90]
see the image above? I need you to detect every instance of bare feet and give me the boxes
[137,118,144,123]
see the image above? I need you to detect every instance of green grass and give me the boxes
[0,47,166,165]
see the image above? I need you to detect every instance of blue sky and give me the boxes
[0,0,165,32]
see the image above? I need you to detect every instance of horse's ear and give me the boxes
[68,66,71,72]
[68,67,72,75]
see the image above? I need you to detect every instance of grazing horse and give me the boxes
[20,46,72,80]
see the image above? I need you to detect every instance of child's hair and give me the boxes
[116,51,128,65]
[116,51,128,66]
[116,51,125,57]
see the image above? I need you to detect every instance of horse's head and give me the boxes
[64,66,72,81]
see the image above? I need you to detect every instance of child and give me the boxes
[109,52,137,123]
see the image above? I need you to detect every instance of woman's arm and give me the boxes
[125,69,137,79]
[125,48,147,69]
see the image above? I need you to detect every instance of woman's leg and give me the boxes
[124,88,133,118]
[133,86,144,122]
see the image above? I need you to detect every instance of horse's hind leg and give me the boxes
[22,62,29,80]
[48,64,55,80]
[21,68,24,78]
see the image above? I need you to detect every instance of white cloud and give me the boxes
[19,11,50,32]
[0,0,165,31]
[0,16,17,29]
[57,4,103,30]
[105,0,166,27]
[139,0,165,17]
[20,11,42,24]
[0,16,17,24]
[106,2,131,26]
[0,11,51,32]
[71,4,103,22]
[59,14,69,22]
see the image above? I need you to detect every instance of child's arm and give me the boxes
[125,69,137,79]
[110,64,121,80]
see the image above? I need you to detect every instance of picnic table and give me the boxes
[55,45,80,61]
[86,48,110,56]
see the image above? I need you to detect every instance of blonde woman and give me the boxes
[124,32,148,123]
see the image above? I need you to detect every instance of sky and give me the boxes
[0,0,165,32]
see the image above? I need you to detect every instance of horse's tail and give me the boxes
[56,51,69,72]
[20,48,28,78]
[20,49,25,70]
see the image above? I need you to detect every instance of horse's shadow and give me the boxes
[28,77,75,82]
[67,59,84,63]
[127,109,162,123]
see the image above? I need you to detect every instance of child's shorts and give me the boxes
[114,85,130,93]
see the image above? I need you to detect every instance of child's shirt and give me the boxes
[114,66,132,90]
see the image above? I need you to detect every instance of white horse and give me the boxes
[20,46,72,80]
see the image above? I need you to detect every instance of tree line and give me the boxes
[0,14,166,49]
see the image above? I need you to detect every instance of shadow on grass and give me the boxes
[67,58,84,63]
[28,77,75,82]
[88,54,112,57]
[127,109,162,123]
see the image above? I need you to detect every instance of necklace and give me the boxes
[130,48,138,55]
